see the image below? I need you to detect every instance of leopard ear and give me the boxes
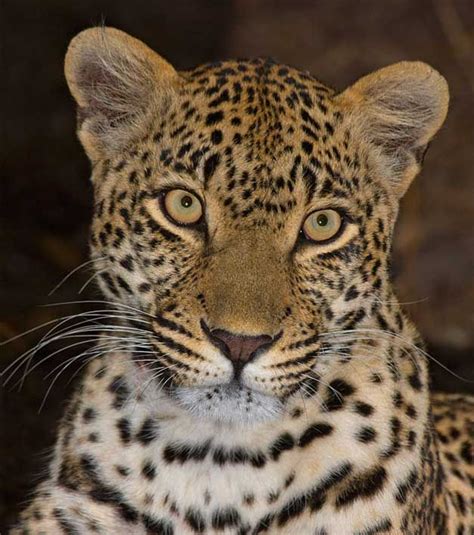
[337,62,449,197]
[65,27,179,162]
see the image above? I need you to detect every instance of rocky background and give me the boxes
[1,0,472,528]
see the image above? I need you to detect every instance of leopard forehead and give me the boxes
[90,58,389,299]
[97,57,391,229]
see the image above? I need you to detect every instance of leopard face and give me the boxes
[65,28,448,424]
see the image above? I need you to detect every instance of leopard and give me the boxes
[10,27,473,534]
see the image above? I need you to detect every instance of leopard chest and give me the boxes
[53,358,428,534]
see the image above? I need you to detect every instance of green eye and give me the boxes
[302,209,342,242]
[163,189,203,225]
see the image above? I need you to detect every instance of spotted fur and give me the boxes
[11,27,473,534]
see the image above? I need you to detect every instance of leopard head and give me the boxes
[65,27,448,424]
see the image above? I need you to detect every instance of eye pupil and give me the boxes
[181,195,193,208]
[316,213,328,226]
[302,209,342,243]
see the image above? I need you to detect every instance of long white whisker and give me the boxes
[78,269,108,294]
[40,299,156,320]
[321,328,473,383]
[48,257,107,296]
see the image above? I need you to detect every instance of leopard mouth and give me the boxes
[172,380,284,425]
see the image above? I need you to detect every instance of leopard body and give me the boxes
[11,27,473,534]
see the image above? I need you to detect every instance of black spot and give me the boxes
[115,465,130,477]
[408,372,423,391]
[185,508,206,533]
[119,255,134,272]
[269,433,295,460]
[355,518,392,535]
[460,441,472,464]
[253,513,275,534]
[142,459,157,480]
[205,111,224,125]
[117,276,133,295]
[370,373,383,384]
[211,507,240,530]
[203,153,221,183]
[324,121,334,135]
[298,422,333,447]
[276,494,306,526]
[393,391,403,408]
[323,379,355,411]
[177,142,192,158]
[302,166,317,203]
[82,407,97,422]
[241,493,254,508]
[210,130,223,145]
[277,462,352,526]
[136,417,159,445]
[212,447,266,468]
[344,285,359,301]
[394,469,417,504]
[108,375,130,410]
[52,508,80,535]
[356,426,377,443]
[407,430,417,449]
[116,417,132,444]
[354,401,374,417]
[89,484,139,523]
[336,466,387,509]
[138,282,152,293]
[301,140,313,154]
[142,514,174,535]
[163,441,211,464]
[284,472,295,488]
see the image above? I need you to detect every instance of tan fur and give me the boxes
[11,27,472,535]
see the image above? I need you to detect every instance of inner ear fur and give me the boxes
[65,27,180,161]
[336,61,449,197]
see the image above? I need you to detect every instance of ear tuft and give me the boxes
[337,62,449,197]
[65,27,178,161]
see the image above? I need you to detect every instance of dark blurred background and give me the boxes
[1,0,473,528]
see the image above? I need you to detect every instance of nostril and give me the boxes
[211,329,273,364]
[201,321,274,364]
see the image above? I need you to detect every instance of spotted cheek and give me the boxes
[151,338,234,388]
[192,340,235,386]
[242,352,297,398]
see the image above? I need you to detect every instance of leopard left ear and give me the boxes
[336,62,449,197]
[65,27,180,162]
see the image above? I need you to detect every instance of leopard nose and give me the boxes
[201,321,274,369]
[211,329,273,364]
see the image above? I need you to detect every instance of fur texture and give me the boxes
[11,27,472,535]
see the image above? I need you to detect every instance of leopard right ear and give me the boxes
[65,27,180,162]
[336,62,449,198]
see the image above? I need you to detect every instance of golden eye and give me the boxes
[163,189,203,225]
[302,209,342,242]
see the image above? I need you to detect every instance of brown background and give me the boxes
[1,0,473,528]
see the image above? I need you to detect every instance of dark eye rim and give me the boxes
[299,208,348,245]
[159,187,205,228]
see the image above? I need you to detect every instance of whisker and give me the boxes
[321,328,473,383]
[78,269,108,295]
[48,257,107,296]
[39,299,156,320]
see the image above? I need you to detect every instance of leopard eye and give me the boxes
[163,189,203,225]
[302,209,342,242]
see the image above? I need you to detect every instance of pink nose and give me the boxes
[210,329,273,364]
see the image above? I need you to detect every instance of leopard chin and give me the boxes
[173,381,284,425]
